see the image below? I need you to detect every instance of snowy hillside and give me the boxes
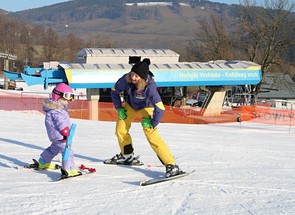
[1,110,295,214]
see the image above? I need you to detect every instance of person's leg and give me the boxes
[115,103,137,155]
[140,107,175,165]
[104,104,140,164]
[40,141,64,162]
[39,141,65,168]
[61,148,80,176]
[62,148,76,170]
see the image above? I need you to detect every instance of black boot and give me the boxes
[166,164,182,178]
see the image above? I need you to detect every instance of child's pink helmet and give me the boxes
[51,83,73,101]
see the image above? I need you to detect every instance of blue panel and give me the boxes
[21,73,45,85]
[40,69,66,79]
[68,68,262,88]
[4,70,22,80]
[63,123,76,162]
[20,63,262,89]
[149,69,262,85]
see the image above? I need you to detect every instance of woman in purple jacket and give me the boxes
[28,83,81,178]
[104,58,182,177]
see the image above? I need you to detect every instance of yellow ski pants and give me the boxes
[115,103,175,165]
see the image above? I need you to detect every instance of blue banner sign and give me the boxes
[63,61,261,89]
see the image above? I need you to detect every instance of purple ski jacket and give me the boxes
[43,99,71,142]
[111,74,164,127]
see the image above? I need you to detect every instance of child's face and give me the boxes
[58,98,69,104]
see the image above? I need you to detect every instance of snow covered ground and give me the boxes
[1,110,295,214]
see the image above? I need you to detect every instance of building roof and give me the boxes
[76,48,180,58]
[258,73,295,99]
[60,60,260,70]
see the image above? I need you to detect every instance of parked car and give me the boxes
[0,80,20,90]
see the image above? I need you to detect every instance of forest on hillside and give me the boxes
[0,0,294,94]
[0,0,234,69]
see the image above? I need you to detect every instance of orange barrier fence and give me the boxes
[0,96,45,112]
[0,95,240,124]
[1,95,295,126]
[239,106,295,126]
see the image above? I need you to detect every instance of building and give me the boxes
[257,73,295,109]
[76,48,180,64]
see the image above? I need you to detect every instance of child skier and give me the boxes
[27,83,81,178]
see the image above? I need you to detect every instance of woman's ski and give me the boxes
[140,170,194,186]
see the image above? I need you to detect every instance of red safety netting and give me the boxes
[1,94,294,126]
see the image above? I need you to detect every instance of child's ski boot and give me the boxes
[59,168,82,180]
[25,158,61,170]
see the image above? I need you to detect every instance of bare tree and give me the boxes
[59,33,84,62]
[237,0,295,73]
[186,0,295,98]
[186,13,233,61]
[0,18,19,55]
[42,27,60,61]
[19,24,37,66]
[85,34,113,48]
[234,0,295,95]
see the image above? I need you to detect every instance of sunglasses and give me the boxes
[53,89,77,101]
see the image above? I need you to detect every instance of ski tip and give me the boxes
[79,164,96,173]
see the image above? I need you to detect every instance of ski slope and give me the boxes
[1,110,295,214]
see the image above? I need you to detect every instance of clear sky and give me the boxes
[1,0,264,12]
[0,0,70,12]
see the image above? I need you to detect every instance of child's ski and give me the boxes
[55,168,82,181]
[54,164,96,182]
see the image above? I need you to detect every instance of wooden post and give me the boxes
[1,52,17,90]
[86,88,100,120]
[4,59,9,90]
